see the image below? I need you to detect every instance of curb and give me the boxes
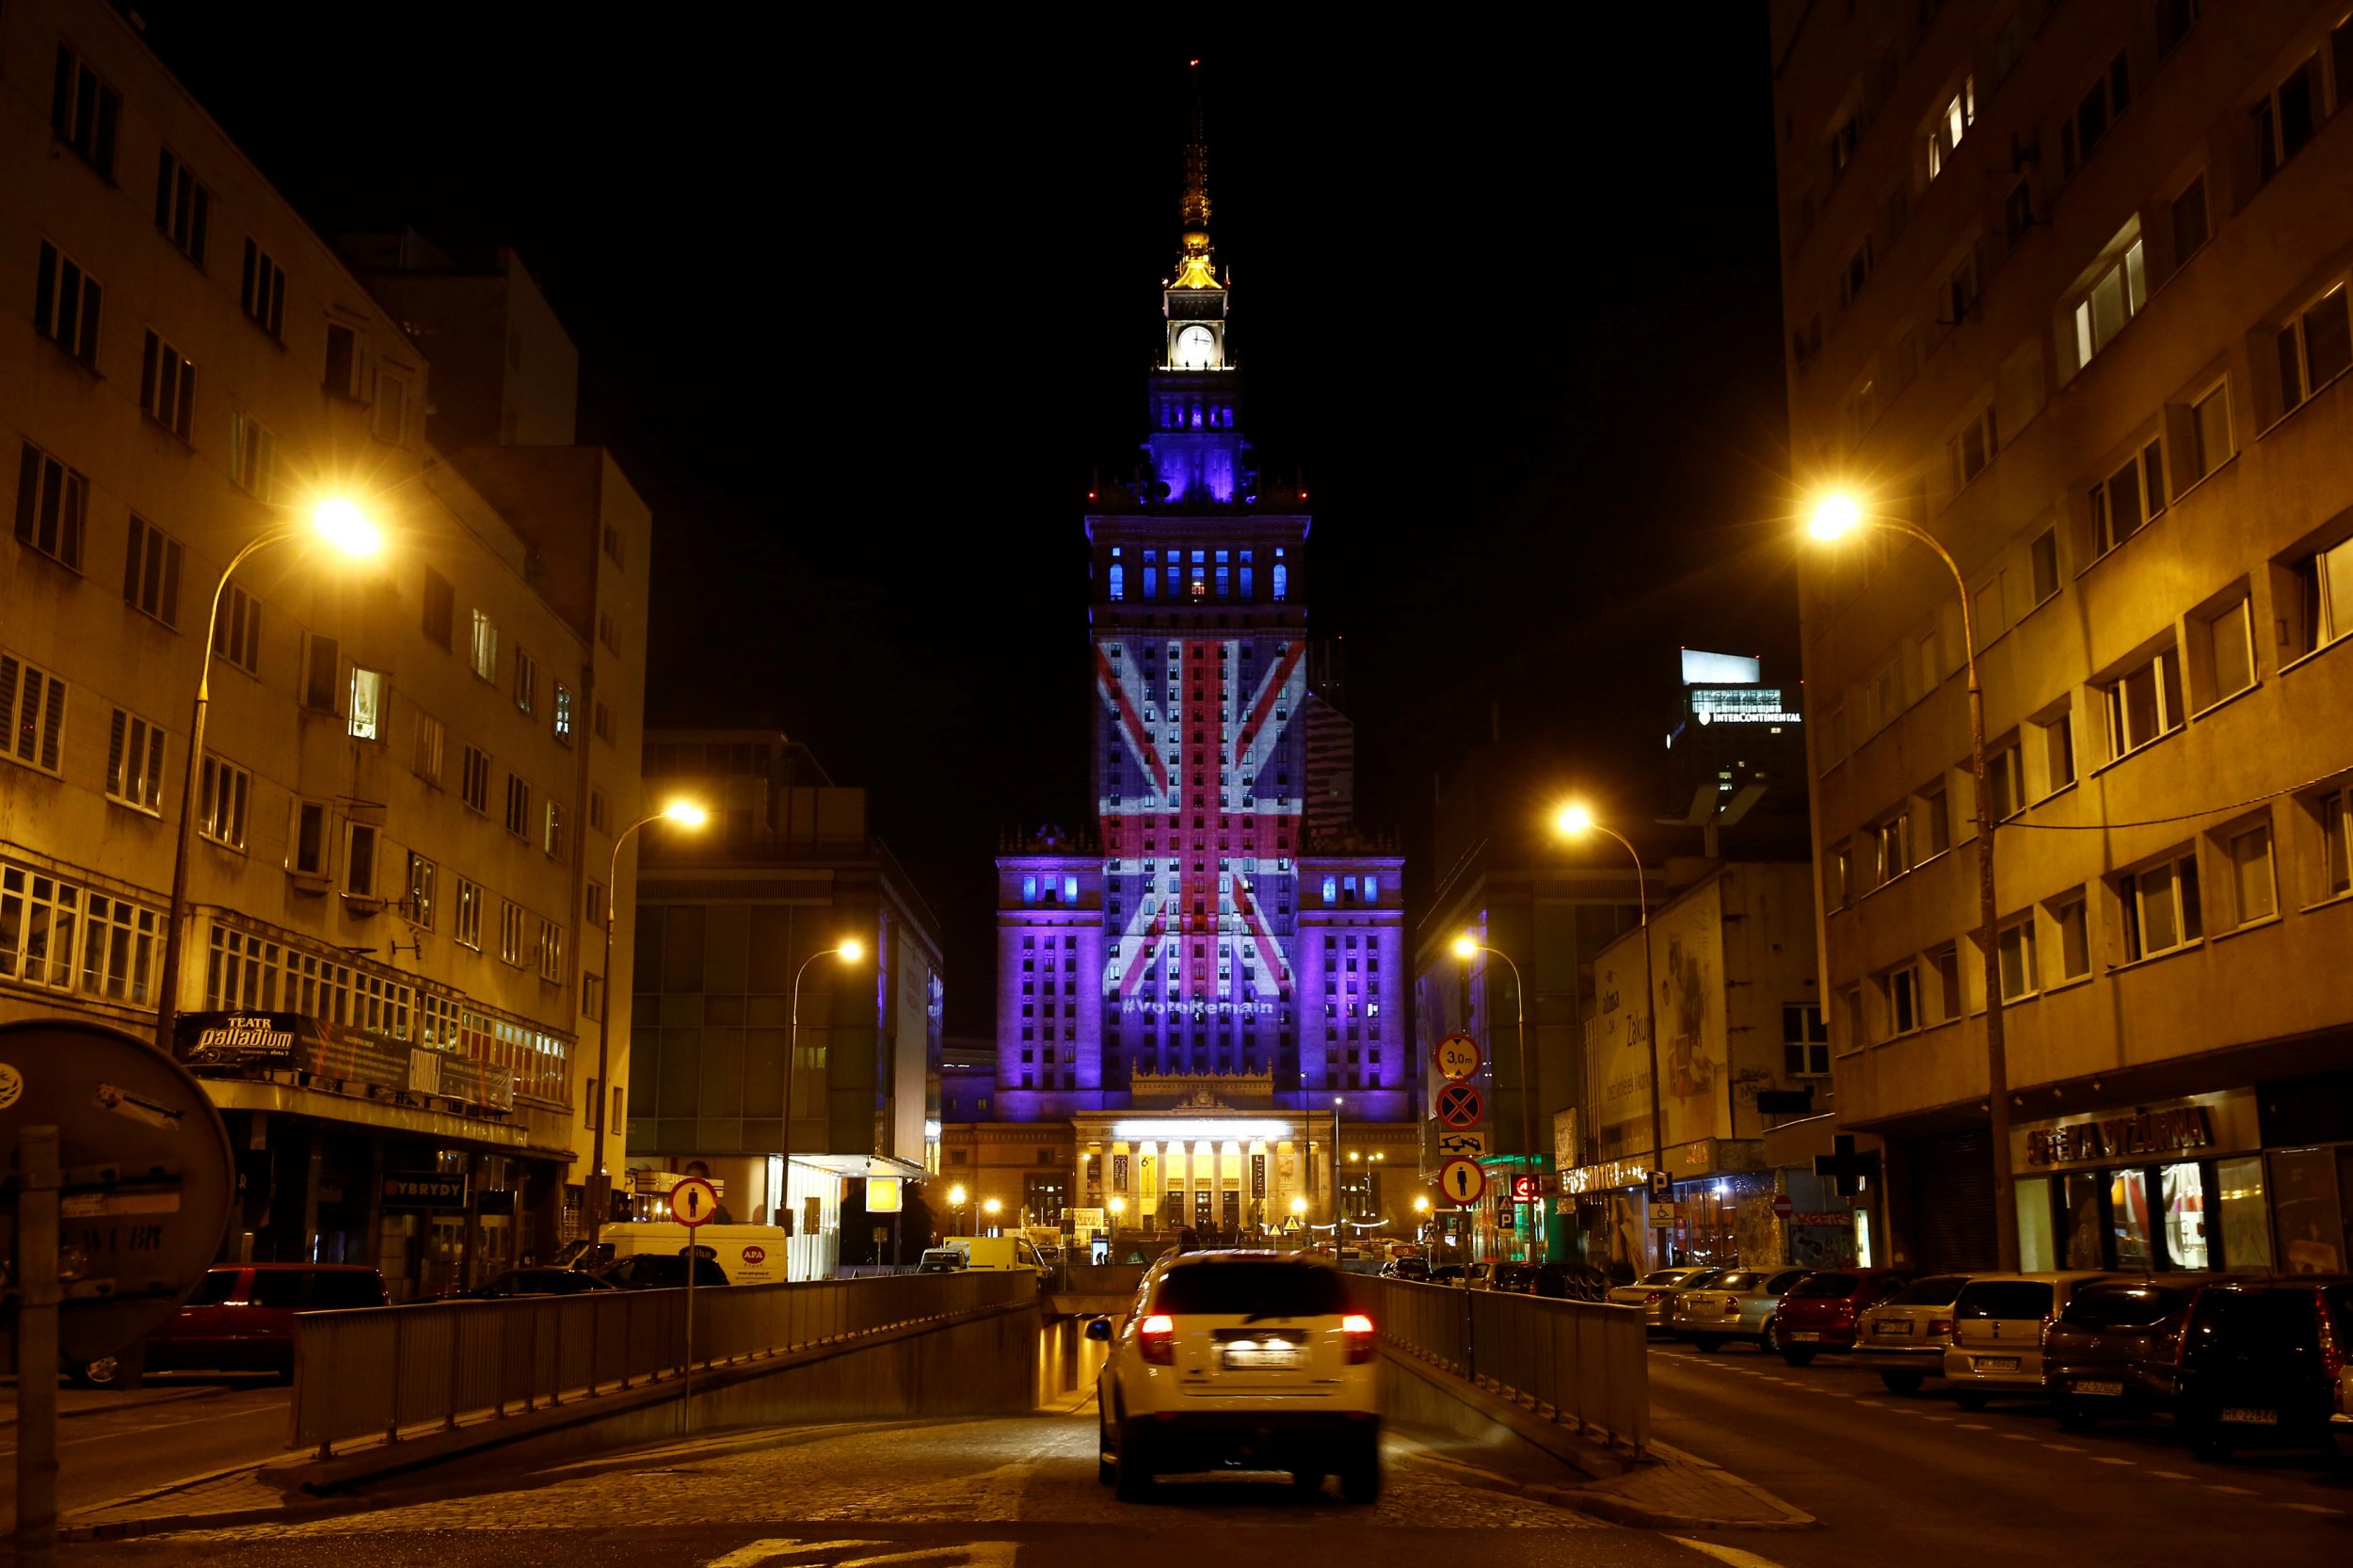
[62,1496,365,1544]
[1545,1438,1817,1533]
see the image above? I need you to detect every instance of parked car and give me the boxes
[1378,1256,1431,1282]
[1850,1272,1973,1393]
[1770,1269,1914,1366]
[917,1247,969,1273]
[1670,1268,1812,1352]
[1089,1250,1381,1502]
[458,1268,616,1300]
[598,1253,729,1289]
[1533,1261,1610,1302]
[1428,1263,1466,1286]
[143,1263,389,1382]
[2172,1275,2353,1460]
[2043,1274,2225,1430]
[1608,1266,1726,1332]
[1465,1261,1538,1293]
[1943,1272,2119,1409]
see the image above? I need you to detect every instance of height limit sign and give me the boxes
[1433,1032,1482,1081]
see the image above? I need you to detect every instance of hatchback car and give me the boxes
[1851,1272,1973,1393]
[1378,1256,1431,1282]
[917,1248,968,1273]
[1771,1269,1913,1365]
[1467,1261,1538,1293]
[1428,1263,1466,1286]
[2173,1275,2353,1460]
[1944,1272,2119,1408]
[1670,1268,1812,1352]
[1090,1251,1380,1503]
[144,1263,389,1381]
[2043,1274,2222,1430]
[598,1253,729,1289]
[1608,1266,1725,1331]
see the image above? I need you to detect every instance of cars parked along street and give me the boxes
[1943,1272,2119,1410]
[2042,1275,2223,1431]
[2172,1275,2353,1461]
[1771,1269,1913,1366]
[1670,1268,1812,1352]
[143,1263,389,1382]
[1850,1273,1973,1393]
[1608,1267,1727,1332]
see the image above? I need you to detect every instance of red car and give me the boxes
[143,1263,389,1381]
[1770,1268,1913,1365]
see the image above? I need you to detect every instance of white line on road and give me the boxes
[1957,1424,1991,1431]
[2150,1470,2194,1480]
[1666,1536,1791,1568]
[2041,1444,2083,1452]
[2092,1457,2133,1466]
[704,1543,885,1568]
[1999,1434,2035,1442]
[2282,1503,2342,1515]
[2206,1484,2257,1495]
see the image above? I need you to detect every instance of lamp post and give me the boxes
[585,800,708,1240]
[1809,493,2017,1272]
[152,499,384,1058]
[949,1183,968,1238]
[1553,805,1664,1258]
[1331,1096,1345,1245]
[1452,936,1534,1261]
[983,1196,1001,1237]
[783,938,865,1268]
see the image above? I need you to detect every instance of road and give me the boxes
[0,1379,294,1520]
[1642,1337,2351,1565]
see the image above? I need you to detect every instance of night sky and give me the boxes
[141,12,1800,1034]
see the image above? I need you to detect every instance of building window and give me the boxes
[0,650,68,776]
[2050,893,2091,981]
[1783,1003,1829,1076]
[324,322,357,397]
[2059,52,2131,176]
[228,410,277,500]
[373,370,407,443]
[545,801,568,862]
[602,523,624,566]
[411,712,445,784]
[122,516,181,626]
[2253,53,2322,184]
[536,919,566,984]
[238,238,286,338]
[423,568,455,648]
[2311,785,2353,902]
[2028,525,2060,608]
[470,610,498,681]
[344,824,377,898]
[348,667,385,741]
[2068,222,2146,372]
[1987,739,2025,821]
[500,901,527,967]
[1926,76,1975,180]
[1881,963,1921,1036]
[2120,851,2202,963]
[1919,780,1952,857]
[584,879,605,929]
[2089,439,2166,555]
[594,701,615,744]
[289,800,330,877]
[2101,643,2183,762]
[104,710,165,813]
[552,683,573,744]
[2284,534,2353,658]
[407,852,437,929]
[2276,283,2352,413]
[1830,842,1853,909]
[514,648,536,714]
[32,240,102,370]
[3,865,157,1003]
[138,330,197,440]
[15,440,88,571]
[2184,381,2233,483]
[583,973,603,1022]
[300,634,339,712]
[214,584,260,674]
[197,754,249,848]
[2187,592,2256,712]
[2224,822,2277,927]
[598,610,617,652]
[2037,709,2076,797]
[460,744,490,814]
[1839,237,1874,306]
[504,774,531,838]
[2169,173,2208,269]
[1873,811,1912,886]
[1109,563,1125,600]
[50,45,120,175]
[455,880,484,950]
[1996,917,2037,1001]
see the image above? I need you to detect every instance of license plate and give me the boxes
[1221,1345,1301,1370]
[1977,1356,2020,1372]
[2220,1407,2278,1426]
[1873,1321,1911,1336]
[2071,1380,2123,1398]
[1788,1331,1821,1341]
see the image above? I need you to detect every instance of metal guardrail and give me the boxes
[290,1270,1036,1457]
[1373,1278,1650,1457]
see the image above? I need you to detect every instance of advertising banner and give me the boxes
[176,1011,516,1112]
[1593,878,1729,1157]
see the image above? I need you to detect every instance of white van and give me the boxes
[597,1222,790,1286]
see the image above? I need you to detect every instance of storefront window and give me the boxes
[2159,1162,2208,1268]
[2109,1168,2152,1270]
[2015,1178,2054,1271]
[2271,1146,2347,1274]
[2217,1155,2272,1270]
[2062,1172,2105,1269]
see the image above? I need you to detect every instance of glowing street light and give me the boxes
[1108,1195,1127,1217]
[152,497,388,1059]
[1553,806,1665,1221]
[782,938,868,1264]
[1804,488,2017,1271]
[1454,932,1538,1259]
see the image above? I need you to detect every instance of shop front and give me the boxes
[2009,1089,2268,1273]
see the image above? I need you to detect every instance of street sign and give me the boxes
[1433,1032,1483,1082]
[866,1176,903,1213]
[1510,1175,1540,1204]
[1647,1169,1673,1201]
[1650,1203,1680,1227]
[1769,1192,1794,1220]
[1434,1128,1489,1160]
[671,1176,721,1227]
[1433,1081,1484,1129]
[1436,1158,1487,1206]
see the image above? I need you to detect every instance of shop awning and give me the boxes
[199,1077,572,1160]
[175,1010,515,1114]
[789,1152,929,1180]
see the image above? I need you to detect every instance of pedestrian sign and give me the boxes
[671,1176,721,1228]
[1437,1157,1486,1206]
[1433,1032,1482,1081]
[1434,1081,1484,1129]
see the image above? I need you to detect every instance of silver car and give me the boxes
[1669,1268,1813,1352]
[1608,1266,1727,1330]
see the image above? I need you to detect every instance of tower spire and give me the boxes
[1172,58,1218,290]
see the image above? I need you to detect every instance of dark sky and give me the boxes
[141,12,1800,1034]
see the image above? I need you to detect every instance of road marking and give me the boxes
[2092,1456,2133,1466]
[2041,1444,2083,1452]
[1998,1433,2034,1442]
[705,1542,885,1568]
[2206,1484,2257,1496]
[704,1545,1018,1568]
[2150,1470,2194,1480]
[1667,1535,1791,1568]
[2282,1503,2342,1515]
[1957,1423,1991,1431]
[1851,1400,1883,1407]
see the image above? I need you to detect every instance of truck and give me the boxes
[942,1235,1051,1276]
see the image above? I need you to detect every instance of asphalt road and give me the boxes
[1643,1336,2351,1564]
[0,1379,294,1520]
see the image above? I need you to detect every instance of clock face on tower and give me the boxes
[1173,324,1217,369]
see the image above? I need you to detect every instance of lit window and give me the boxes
[1926,76,1974,179]
[2121,851,2201,961]
[2069,224,2147,372]
[2101,643,2183,761]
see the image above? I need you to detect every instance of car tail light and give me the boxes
[1139,1314,1176,1366]
[1343,1313,1376,1364]
[1928,1318,1953,1336]
[1722,1299,1740,1316]
[1643,1291,1663,1304]
[2041,1316,2056,1351]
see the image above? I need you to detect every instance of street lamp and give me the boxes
[584,799,708,1237]
[1331,1095,1345,1237]
[153,498,384,1058]
[782,938,866,1254]
[983,1196,1002,1237]
[1553,804,1664,1240]
[1452,934,1536,1260]
[948,1183,969,1237]
[1809,490,2017,1272]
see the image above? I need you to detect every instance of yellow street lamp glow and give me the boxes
[837,938,865,965]
[1414,1195,1431,1213]
[1554,802,1596,838]
[983,1197,1001,1215]
[312,496,381,556]
[1289,1196,1308,1215]
[948,1184,967,1208]
[659,800,709,828]
[1450,934,1479,961]
[1808,492,1864,541]
[1108,1195,1127,1215]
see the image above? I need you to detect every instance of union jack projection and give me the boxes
[1095,631,1305,1040]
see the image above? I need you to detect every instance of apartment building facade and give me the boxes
[1775,0,2353,1273]
[1,0,650,1298]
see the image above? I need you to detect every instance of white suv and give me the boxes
[1090,1250,1381,1502]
